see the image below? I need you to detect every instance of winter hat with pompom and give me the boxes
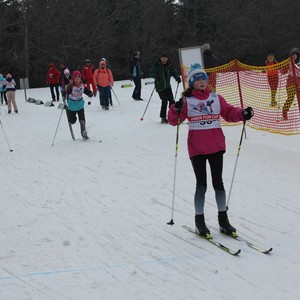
[72,70,81,79]
[64,68,70,75]
[187,63,208,88]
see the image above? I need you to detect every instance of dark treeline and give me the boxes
[1,0,300,88]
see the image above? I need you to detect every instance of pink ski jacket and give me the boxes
[168,88,244,158]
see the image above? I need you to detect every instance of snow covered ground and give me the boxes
[0,78,299,300]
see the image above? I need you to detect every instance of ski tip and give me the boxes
[235,249,242,255]
[231,232,239,238]
[204,233,213,239]
[263,248,273,254]
[167,219,175,226]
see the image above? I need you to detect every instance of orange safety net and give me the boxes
[180,59,300,135]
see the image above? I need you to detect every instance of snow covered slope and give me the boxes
[0,79,299,300]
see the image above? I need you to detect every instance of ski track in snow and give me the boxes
[0,80,300,300]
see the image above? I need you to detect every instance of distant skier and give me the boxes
[61,68,72,101]
[82,59,97,97]
[265,53,279,107]
[168,63,254,236]
[65,70,93,140]
[3,73,18,113]
[150,53,181,123]
[282,48,300,120]
[129,51,143,101]
[93,60,114,110]
[202,44,218,92]
[0,73,7,105]
[46,63,61,102]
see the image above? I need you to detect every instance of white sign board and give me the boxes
[178,46,204,88]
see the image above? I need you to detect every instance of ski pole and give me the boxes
[111,86,120,104]
[51,104,65,146]
[174,82,180,101]
[226,120,246,210]
[0,119,13,152]
[140,86,155,121]
[167,113,181,226]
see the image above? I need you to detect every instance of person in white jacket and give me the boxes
[3,74,18,113]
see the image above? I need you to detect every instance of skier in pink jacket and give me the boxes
[168,63,253,237]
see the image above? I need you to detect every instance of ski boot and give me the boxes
[195,214,210,236]
[80,120,89,140]
[160,117,168,124]
[218,211,236,235]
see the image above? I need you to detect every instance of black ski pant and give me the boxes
[67,108,85,124]
[191,151,226,215]
[50,84,60,101]
[157,88,175,118]
[0,91,7,104]
[132,76,142,99]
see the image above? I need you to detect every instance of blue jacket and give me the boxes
[0,75,6,92]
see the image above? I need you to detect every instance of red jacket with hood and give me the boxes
[46,63,61,85]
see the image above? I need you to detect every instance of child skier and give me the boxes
[65,70,93,140]
[61,68,72,101]
[168,63,253,236]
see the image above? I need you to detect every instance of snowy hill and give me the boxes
[0,79,299,300]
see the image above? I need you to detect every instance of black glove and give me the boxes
[88,91,93,97]
[242,107,254,120]
[130,75,134,81]
[174,98,184,113]
[176,77,182,84]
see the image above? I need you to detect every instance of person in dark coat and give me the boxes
[150,53,181,123]
[202,44,218,92]
[129,51,143,101]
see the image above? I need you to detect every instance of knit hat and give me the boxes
[85,59,91,63]
[100,60,106,66]
[64,68,70,75]
[187,63,208,87]
[160,53,168,58]
[72,70,81,79]
[101,57,107,62]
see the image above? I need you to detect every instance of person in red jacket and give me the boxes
[265,53,279,107]
[46,63,61,102]
[82,59,97,96]
[168,63,253,237]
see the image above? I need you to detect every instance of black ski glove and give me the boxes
[174,98,184,113]
[176,77,182,84]
[242,107,254,120]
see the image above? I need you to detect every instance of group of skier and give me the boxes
[45,58,115,140]
[7,47,300,237]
